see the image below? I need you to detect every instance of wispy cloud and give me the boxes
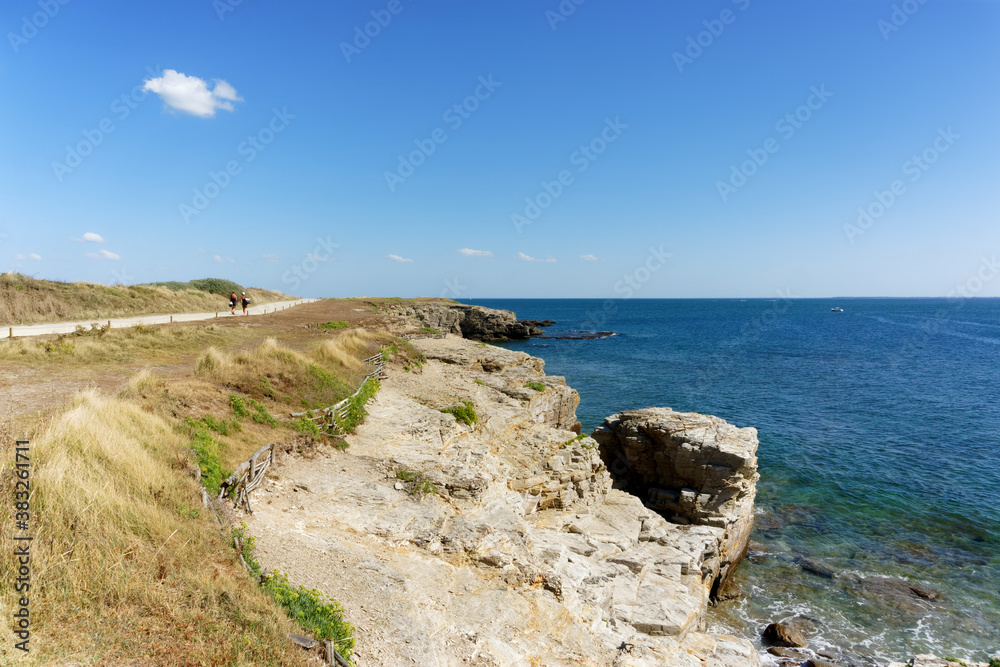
[518,252,556,263]
[72,232,106,243]
[212,254,234,264]
[15,253,42,261]
[262,253,281,263]
[143,69,243,118]
[580,254,601,261]
[458,248,493,257]
[387,254,413,263]
[86,249,120,260]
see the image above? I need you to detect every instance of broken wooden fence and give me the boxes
[219,443,273,513]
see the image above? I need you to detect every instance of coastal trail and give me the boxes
[4,298,319,339]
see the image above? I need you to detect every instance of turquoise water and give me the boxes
[464,298,1000,666]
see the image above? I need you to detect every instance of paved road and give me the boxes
[4,298,320,339]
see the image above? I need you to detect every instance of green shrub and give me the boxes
[248,398,278,428]
[262,572,355,662]
[230,393,250,418]
[334,379,380,433]
[987,659,999,667]
[418,327,439,334]
[318,321,349,330]
[231,523,261,577]
[524,381,545,392]
[441,400,477,426]
[289,416,322,437]
[189,430,230,496]
[188,278,244,297]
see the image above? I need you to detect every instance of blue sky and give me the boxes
[1,0,998,298]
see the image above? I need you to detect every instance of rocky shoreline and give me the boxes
[243,328,762,665]
[243,304,992,666]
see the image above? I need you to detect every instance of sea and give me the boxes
[460,298,1000,667]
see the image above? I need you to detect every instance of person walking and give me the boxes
[241,291,251,315]
[229,291,238,315]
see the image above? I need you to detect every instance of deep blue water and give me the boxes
[461,298,1000,665]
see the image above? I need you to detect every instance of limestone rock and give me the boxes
[762,622,807,648]
[591,408,758,596]
[246,335,761,666]
[393,302,537,341]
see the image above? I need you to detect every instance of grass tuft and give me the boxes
[441,400,477,426]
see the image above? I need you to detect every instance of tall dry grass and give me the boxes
[0,389,310,665]
[0,273,294,326]
[195,335,386,410]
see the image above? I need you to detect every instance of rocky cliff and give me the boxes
[244,336,760,666]
[390,302,541,340]
[591,408,759,597]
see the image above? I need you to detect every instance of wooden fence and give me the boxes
[219,444,274,513]
[289,351,387,434]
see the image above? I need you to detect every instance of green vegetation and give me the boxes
[262,573,356,663]
[150,277,244,297]
[524,381,546,392]
[988,658,999,667]
[395,470,437,497]
[188,427,230,496]
[186,414,241,436]
[335,379,380,433]
[474,379,486,386]
[230,393,251,418]
[441,400,477,426]
[232,525,355,663]
[418,327,440,334]
[289,416,322,438]
[317,321,349,330]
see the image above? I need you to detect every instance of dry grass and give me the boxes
[0,322,240,365]
[0,273,294,326]
[0,390,312,665]
[196,336,385,410]
[316,329,388,373]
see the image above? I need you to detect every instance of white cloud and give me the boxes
[387,254,413,263]
[15,253,42,260]
[580,254,600,261]
[86,249,120,260]
[518,252,556,263]
[211,254,235,264]
[458,248,493,257]
[83,232,105,243]
[262,253,281,263]
[143,69,243,118]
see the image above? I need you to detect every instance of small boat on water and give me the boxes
[831,307,844,312]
